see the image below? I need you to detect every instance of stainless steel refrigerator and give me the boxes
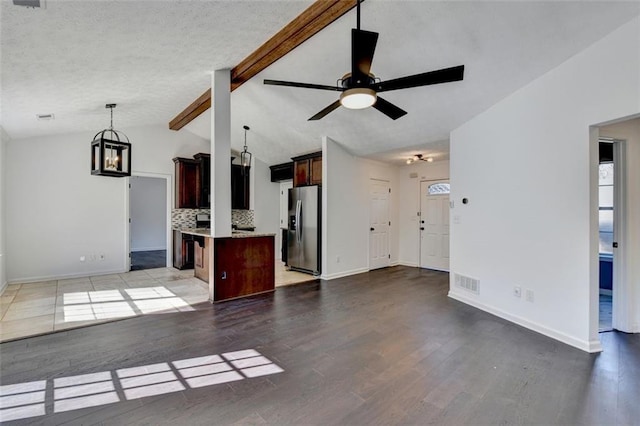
[288,185,321,274]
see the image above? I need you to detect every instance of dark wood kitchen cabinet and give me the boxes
[173,230,194,270]
[292,151,322,187]
[174,154,211,208]
[213,236,275,301]
[269,162,294,182]
[173,157,200,208]
[194,153,210,208]
[231,164,250,210]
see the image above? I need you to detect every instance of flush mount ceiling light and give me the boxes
[240,125,252,174]
[91,104,131,177]
[339,86,377,109]
[406,154,433,165]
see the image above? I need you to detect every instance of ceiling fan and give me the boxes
[264,0,465,121]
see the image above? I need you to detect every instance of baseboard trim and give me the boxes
[0,280,7,296]
[321,267,369,281]
[398,261,418,267]
[8,268,128,285]
[130,247,166,252]
[448,290,602,353]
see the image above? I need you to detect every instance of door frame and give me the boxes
[590,122,634,349]
[419,179,450,271]
[368,178,391,270]
[124,172,173,270]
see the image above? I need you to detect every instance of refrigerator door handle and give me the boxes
[296,199,302,242]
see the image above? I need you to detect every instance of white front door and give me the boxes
[420,180,450,271]
[370,180,390,270]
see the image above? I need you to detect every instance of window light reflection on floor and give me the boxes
[0,381,46,422]
[62,286,194,322]
[0,349,284,422]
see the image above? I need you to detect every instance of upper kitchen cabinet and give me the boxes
[231,164,250,210]
[269,162,294,182]
[173,157,200,208]
[194,153,210,208]
[292,151,322,187]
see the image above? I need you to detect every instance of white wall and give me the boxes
[599,117,640,332]
[398,160,450,267]
[130,176,167,252]
[252,157,280,257]
[6,125,209,283]
[0,127,8,293]
[322,136,399,279]
[449,17,640,352]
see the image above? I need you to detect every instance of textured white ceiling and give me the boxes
[2,1,639,166]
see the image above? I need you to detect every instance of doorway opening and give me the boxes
[594,114,640,339]
[128,174,171,271]
[419,180,450,271]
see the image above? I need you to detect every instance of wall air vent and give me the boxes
[13,0,45,8]
[36,113,55,121]
[454,273,480,295]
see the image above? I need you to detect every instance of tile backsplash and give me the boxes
[171,209,210,229]
[232,210,254,227]
[172,209,254,229]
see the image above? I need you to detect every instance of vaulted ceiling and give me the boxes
[2,1,639,166]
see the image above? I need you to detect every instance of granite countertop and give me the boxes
[175,228,275,239]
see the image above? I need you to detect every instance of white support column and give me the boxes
[209,69,232,301]
[211,69,232,237]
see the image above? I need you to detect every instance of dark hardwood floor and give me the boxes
[130,250,167,271]
[1,266,638,425]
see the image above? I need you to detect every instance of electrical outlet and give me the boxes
[336,256,340,263]
[513,286,522,298]
[80,256,86,262]
[526,289,534,303]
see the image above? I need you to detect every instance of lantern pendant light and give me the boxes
[240,125,252,174]
[91,104,131,177]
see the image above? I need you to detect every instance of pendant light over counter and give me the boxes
[240,125,252,174]
[91,104,131,177]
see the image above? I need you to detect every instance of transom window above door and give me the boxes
[427,183,450,195]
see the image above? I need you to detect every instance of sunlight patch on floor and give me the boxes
[0,350,284,422]
[62,286,194,322]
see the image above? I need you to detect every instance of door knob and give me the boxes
[420,227,424,231]
[370,227,375,231]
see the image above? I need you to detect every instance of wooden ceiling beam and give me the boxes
[169,0,360,131]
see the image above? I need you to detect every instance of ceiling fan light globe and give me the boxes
[340,88,376,109]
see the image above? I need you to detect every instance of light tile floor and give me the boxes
[0,263,316,342]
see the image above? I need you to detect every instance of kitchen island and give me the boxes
[178,228,275,302]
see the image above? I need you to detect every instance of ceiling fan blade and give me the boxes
[308,100,342,121]
[373,97,407,120]
[351,29,378,84]
[264,79,343,92]
[375,65,465,93]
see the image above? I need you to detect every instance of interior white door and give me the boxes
[420,180,450,271]
[370,180,390,270]
[279,181,293,229]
